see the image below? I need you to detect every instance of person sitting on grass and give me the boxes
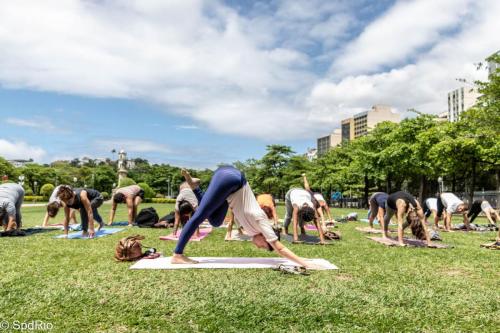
[171,166,322,269]
[467,199,499,226]
[436,192,469,231]
[368,192,388,230]
[283,184,326,244]
[383,191,432,247]
[43,185,78,227]
[256,193,279,226]
[173,181,200,238]
[302,173,331,228]
[57,186,104,238]
[108,185,144,226]
[0,183,24,231]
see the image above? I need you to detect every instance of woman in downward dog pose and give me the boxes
[467,199,499,226]
[302,174,333,224]
[171,166,320,269]
[368,192,388,230]
[383,191,432,247]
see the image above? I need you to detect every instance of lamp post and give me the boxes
[18,175,25,186]
[437,177,444,194]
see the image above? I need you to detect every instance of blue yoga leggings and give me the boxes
[174,166,246,254]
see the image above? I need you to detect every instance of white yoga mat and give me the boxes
[130,257,338,270]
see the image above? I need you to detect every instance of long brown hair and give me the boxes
[407,208,426,240]
[57,185,74,202]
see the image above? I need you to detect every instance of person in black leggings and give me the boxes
[467,199,499,225]
[57,186,104,238]
[384,191,432,246]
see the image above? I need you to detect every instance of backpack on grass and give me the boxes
[135,207,159,228]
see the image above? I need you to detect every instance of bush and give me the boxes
[118,177,136,188]
[40,184,55,198]
[101,192,110,200]
[150,198,176,204]
[25,188,34,196]
[138,182,155,199]
[24,196,45,202]
[155,193,165,198]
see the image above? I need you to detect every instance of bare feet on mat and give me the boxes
[171,254,198,264]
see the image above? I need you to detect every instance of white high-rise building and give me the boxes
[447,87,480,122]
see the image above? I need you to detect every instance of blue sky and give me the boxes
[0,0,497,168]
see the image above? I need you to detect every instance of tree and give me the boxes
[118,177,136,188]
[138,182,155,199]
[40,184,55,199]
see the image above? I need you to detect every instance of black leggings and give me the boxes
[467,201,483,224]
[436,197,445,218]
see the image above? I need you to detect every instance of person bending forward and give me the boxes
[58,186,104,238]
[109,185,144,226]
[171,166,320,269]
[0,183,24,231]
[384,191,432,247]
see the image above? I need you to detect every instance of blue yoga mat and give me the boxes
[360,218,380,224]
[54,228,124,239]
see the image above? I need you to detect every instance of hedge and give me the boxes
[149,198,176,204]
[24,196,45,202]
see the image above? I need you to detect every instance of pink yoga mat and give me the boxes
[160,228,212,242]
[367,236,450,248]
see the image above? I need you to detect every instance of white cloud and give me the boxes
[94,139,171,154]
[308,0,499,120]
[330,0,473,76]
[6,117,58,131]
[0,139,46,160]
[175,125,199,130]
[0,0,498,143]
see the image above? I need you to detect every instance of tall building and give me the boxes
[488,50,499,76]
[341,105,399,142]
[447,87,480,122]
[341,118,354,142]
[317,129,341,156]
[304,148,317,161]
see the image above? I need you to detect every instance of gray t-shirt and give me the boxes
[0,183,25,218]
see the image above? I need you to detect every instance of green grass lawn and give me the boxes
[1,204,499,332]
